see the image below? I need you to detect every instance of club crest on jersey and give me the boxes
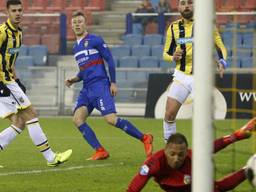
[84,41,89,47]
[18,97,25,103]
[183,175,191,184]
[139,165,149,176]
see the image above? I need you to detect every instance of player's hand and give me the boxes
[173,48,183,61]
[65,79,74,88]
[0,81,10,97]
[217,59,227,78]
[110,82,118,97]
[15,79,26,93]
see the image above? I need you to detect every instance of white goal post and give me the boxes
[192,0,215,192]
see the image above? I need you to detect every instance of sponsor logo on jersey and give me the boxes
[139,165,149,176]
[177,37,193,44]
[183,175,191,184]
[8,47,20,55]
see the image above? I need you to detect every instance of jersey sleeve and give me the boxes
[214,28,227,60]
[95,36,116,83]
[0,28,6,82]
[0,28,6,48]
[163,24,176,63]
[127,157,159,192]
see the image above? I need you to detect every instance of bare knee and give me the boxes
[73,115,86,127]
[8,115,26,130]
[104,114,117,126]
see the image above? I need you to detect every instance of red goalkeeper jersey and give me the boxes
[127,149,192,192]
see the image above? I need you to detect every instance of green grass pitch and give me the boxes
[0,117,254,192]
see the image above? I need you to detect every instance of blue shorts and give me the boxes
[74,81,116,116]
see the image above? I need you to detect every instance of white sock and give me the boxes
[163,120,176,141]
[0,125,22,149]
[26,118,55,162]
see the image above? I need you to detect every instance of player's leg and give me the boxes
[214,168,246,191]
[19,106,72,166]
[0,82,26,150]
[214,118,256,153]
[73,106,109,160]
[164,81,190,141]
[104,113,153,157]
[0,114,25,150]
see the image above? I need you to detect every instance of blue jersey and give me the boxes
[73,34,116,87]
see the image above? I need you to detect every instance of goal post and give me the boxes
[192,0,215,192]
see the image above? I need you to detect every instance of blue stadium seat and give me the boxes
[123,34,143,45]
[151,45,164,58]
[131,45,151,57]
[143,34,163,45]
[119,56,138,68]
[241,57,253,68]
[116,71,127,81]
[159,60,175,68]
[28,45,48,66]
[242,32,254,48]
[16,56,34,68]
[236,49,252,58]
[19,45,28,56]
[132,23,143,34]
[111,45,130,58]
[126,71,148,81]
[139,56,159,68]
[221,31,242,49]
[227,57,241,68]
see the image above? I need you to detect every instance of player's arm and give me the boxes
[127,172,151,192]
[95,36,117,96]
[65,76,81,88]
[0,29,6,82]
[214,27,228,78]
[12,64,26,93]
[163,24,179,63]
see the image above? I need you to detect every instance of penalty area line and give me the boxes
[0,163,119,176]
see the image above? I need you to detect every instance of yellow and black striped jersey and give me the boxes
[0,19,22,83]
[163,18,227,75]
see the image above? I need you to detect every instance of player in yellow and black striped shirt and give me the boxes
[162,0,228,141]
[0,0,72,166]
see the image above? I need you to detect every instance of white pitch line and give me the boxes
[0,163,116,177]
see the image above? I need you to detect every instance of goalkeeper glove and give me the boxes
[219,59,228,69]
[15,79,26,93]
[0,81,10,97]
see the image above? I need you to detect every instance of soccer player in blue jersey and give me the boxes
[65,11,153,160]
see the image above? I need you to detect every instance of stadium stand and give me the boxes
[28,45,48,66]
[41,34,60,54]
[240,57,253,68]
[123,34,143,45]
[131,45,151,57]
[16,56,34,68]
[19,45,29,57]
[119,56,139,68]
[139,56,159,68]
[22,34,41,46]
[111,45,131,58]
[242,32,254,49]
[151,45,164,58]
[143,34,163,45]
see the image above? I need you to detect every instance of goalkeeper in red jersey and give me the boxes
[127,118,256,192]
